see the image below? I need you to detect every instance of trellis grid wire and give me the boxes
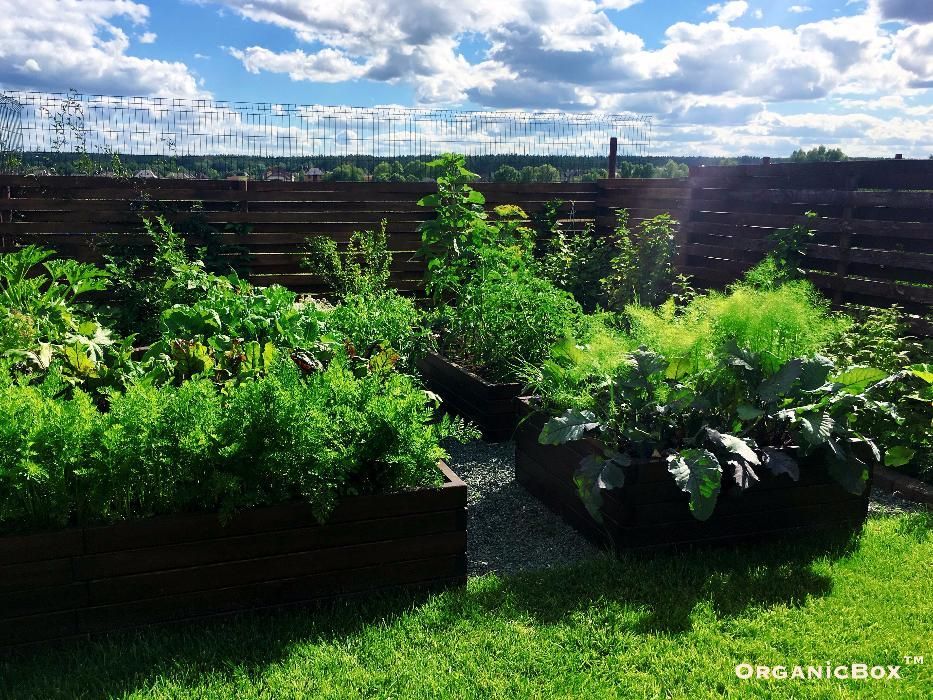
[0,95,23,167]
[0,91,651,179]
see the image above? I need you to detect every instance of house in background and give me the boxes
[134,169,158,179]
[300,166,324,182]
[264,166,294,181]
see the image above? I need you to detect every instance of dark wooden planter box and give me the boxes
[0,463,466,648]
[515,399,870,551]
[418,352,522,442]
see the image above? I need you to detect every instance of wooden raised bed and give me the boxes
[515,399,870,551]
[0,463,466,648]
[418,352,522,442]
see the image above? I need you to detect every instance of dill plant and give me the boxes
[626,280,849,374]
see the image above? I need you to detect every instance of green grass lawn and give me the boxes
[2,512,931,700]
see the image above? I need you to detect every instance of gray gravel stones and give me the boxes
[443,439,599,577]
[445,439,927,577]
[868,487,930,516]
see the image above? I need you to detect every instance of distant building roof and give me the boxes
[135,169,158,179]
[303,167,324,175]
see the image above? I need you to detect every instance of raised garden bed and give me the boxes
[515,399,871,551]
[418,352,522,442]
[0,463,466,648]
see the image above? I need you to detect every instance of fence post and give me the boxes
[608,137,617,179]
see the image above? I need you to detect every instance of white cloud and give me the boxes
[705,1,749,23]
[230,46,368,83]
[205,0,931,154]
[597,0,642,9]
[138,31,157,44]
[893,23,933,87]
[789,5,812,14]
[0,0,201,96]
[753,9,763,19]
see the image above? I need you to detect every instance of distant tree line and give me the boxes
[7,147,858,180]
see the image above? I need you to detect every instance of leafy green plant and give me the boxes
[302,221,392,298]
[0,369,100,529]
[539,343,892,523]
[323,292,430,372]
[102,216,224,341]
[0,245,109,336]
[0,245,130,392]
[533,279,889,522]
[0,355,476,533]
[435,268,583,383]
[140,277,322,386]
[416,154,493,300]
[602,211,679,310]
[828,306,932,481]
[625,279,848,377]
[742,211,817,288]
[302,221,431,371]
[534,199,614,313]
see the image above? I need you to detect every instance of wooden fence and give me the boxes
[679,160,932,332]
[0,178,607,293]
[0,160,929,330]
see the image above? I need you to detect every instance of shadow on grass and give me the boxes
[3,516,925,700]
[471,525,860,633]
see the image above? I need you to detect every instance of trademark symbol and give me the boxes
[903,655,923,665]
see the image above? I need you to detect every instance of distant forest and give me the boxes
[2,144,861,181]
[4,152,757,181]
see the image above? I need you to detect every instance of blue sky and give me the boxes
[1,0,931,156]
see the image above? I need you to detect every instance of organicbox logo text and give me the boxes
[735,663,904,681]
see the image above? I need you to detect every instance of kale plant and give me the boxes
[539,346,894,523]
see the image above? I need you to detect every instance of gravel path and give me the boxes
[443,439,598,577]
[446,439,926,577]
[868,487,930,516]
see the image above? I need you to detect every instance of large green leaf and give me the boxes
[573,451,631,522]
[736,404,764,420]
[666,355,692,380]
[798,412,834,446]
[908,364,933,385]
[666,449,722,521]
[761,448,800,481]
[539,409,599,445]
[798,355,835,391]
[758,358,803,402]
[884,446,915,468]
[830,366,887,393]
[705,428,760,465]
[826,455,869,496]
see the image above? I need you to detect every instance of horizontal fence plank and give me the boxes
[690,160,933,190]
[691,187,933,211]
